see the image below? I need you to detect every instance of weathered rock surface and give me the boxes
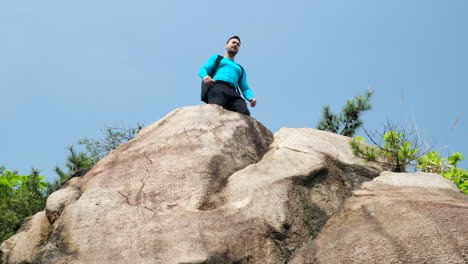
[290,172,468,264]
[1,104,467,264]
[0,211,50,264]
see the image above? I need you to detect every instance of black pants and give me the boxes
[207,82,250,116]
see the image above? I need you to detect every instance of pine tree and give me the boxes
[317,89,373,137]
[49,145,94,194]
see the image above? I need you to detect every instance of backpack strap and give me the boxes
[208,55,223,77]
[236,64,244,95]
[238,65,244,84]
[201,55,223,103]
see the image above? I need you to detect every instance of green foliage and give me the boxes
[350,130,420,172]
[382,131,419,171]
[56,145,95,177]
[317,89,373,137]
[78,123,143,164]
[350,137,379,162]
[351,128,467,194]
[0,169,48,244]
[49,145,95,194]
[417,152,468,194]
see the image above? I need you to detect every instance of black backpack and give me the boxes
[200,55,244,103]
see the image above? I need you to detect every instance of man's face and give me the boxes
[225,38,240,55]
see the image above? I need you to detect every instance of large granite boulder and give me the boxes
[2,104,467,264]
[290,172,468,264]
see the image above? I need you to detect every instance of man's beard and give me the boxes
[227,49,238,56]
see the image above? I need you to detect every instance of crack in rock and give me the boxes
[116,154,154,213]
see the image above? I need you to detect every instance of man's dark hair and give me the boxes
[227,36,241,45]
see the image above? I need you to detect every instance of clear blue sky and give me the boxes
[1,1,467,181]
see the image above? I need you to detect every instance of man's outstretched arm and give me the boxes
[238,70,256,107]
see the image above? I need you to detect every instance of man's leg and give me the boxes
[207,83,228,107]
[227,97,250,116]
[208,83,250,116]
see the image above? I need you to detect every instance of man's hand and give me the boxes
[249,98,257,107]
[203,76,215,86]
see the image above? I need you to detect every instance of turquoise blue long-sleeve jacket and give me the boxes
[198,55,254,100]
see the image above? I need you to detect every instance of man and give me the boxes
[199,36,257,116]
